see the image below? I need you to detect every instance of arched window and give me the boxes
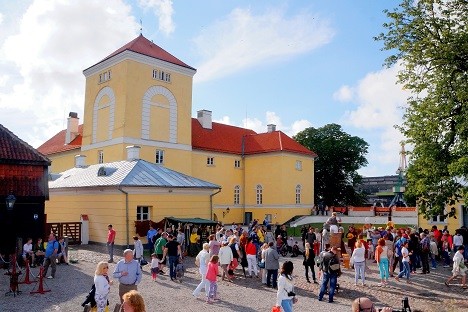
[234,185,240,205]
[256,185,263,205]
[295,185,301,204]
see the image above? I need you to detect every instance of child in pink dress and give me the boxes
[205,255,219,303]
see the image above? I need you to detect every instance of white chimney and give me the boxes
[126,145,141,161]
[267,124,276,133]
[75,155,87,168]
[65,112,79,144]
[197,110,212,129]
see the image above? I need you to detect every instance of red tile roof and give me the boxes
[38,121,316,157]
[191,119,316,157]
[86,34,195,71]
[0,124,50,165]
[37,125,83,156]
[243,131,317,157]
[191,119,256,154]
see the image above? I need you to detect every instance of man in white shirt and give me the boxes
[22,237,35,267]
[453,231,464,251]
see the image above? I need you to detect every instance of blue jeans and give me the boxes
[430,254,437,268]
[267,269,278,288]
[168,256,179,279]
[281,298,293,312]
[318,272,337,302]
[398,261,410,280]
[107,242,114,262]
[354,261,365,284]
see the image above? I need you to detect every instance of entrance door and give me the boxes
[244,212,252,226]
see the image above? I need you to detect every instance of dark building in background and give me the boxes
[0,124,50,255]
[357,175,407,207]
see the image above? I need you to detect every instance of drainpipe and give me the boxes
[118,187,130,248]
[242,135,246,224]
[210,188,222,221]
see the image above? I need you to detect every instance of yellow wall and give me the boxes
[46,190,212,245]
[418,203,464,234]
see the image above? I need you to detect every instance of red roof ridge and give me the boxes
[0,123,50,164]
[85,34,195,71]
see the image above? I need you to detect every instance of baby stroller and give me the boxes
[276,241,289,257]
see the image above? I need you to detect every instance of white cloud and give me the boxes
[342,64,408,129]
[216,111,313,137]
[213,115,232,125]
[290,119,313,136]
[0,0,139,147]
[138,0,175,36]
[0,74,9,87]
[193,7,334,83]
[340,63,410,174]
[333,85,354,102]
[0,13,3,25]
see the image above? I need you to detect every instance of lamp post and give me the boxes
[5,194,16,211]
[4,193,21,297]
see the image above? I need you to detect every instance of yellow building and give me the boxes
[418,203,468,234]
[38,35,316,243]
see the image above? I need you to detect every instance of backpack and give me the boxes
[327,254,341,274]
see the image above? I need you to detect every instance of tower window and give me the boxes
[99,70,111,83]
[234,160,241,168]
[295,160,302,171]
[152,69,171,83]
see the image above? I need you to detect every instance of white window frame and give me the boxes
[152,69,171,83]
[136,206,151,221]
[98,150,104,164]
[99,70,111,84]
[155,149,164,164]
[295,160,302,171]
[256,184,263,205]
[430,214,447,224]
[234,160,241,168]
[207,157,214,166]
[234,185,240,205]
[295,185,301,204]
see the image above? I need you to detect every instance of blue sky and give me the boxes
[0,0,408,176]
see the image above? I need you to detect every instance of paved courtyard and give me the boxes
[1,245,467,312]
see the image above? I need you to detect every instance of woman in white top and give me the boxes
[94,261,112,312]
[276,261,296,312]
[132,236,144,264]
[375,238,389,286]
[350,240,366,286]
[193,243,210,297]
[218,241,234,282]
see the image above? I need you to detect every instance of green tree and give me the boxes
[377,0,468,218]
[293,124,369,207]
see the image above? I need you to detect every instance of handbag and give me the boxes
[272,307,281,312]
[140,258,148,266]
[258,261,265,269]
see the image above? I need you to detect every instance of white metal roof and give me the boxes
[49,159,220,189]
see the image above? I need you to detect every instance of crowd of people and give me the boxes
[15,216,467,311]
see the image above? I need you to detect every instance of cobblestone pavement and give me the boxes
[1,245,467,312]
